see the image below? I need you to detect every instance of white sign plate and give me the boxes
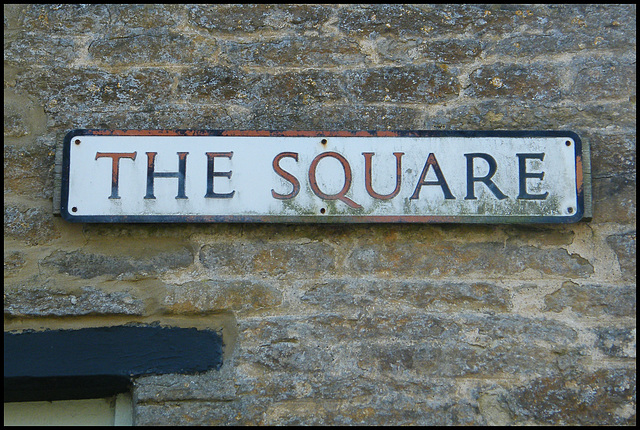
[61,130,585,223]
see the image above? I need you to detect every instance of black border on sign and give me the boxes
[60,130,584,224]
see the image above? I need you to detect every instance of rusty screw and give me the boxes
[567,207,574,214]
[75,139,81,145]
[72,207,78,212]
[321,139,328,145]
[565,140,571,146]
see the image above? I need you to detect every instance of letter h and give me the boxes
[144,152,188,199]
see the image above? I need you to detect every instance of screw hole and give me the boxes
[565,140,571,146]
[567,207,574,214]
[321,139,327,145]
[71,207,78,212]
[320,208,326,214]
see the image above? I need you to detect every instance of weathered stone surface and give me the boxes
[220,37,366,68]
[236,368,429,405]
[586,131,636,178]
[11,4,111,33]
[4,144,55,199]
[4,32,80,67]
[240,338,334,374]
[238,314,580,377]
[134,369,473,425]
[569,54,637,102]
[176,66,261,105]
[188,4,273,33]
[425,99,637,131]
[353,317,580,378]
[606,231,636,282]
[4,285,145,317]
[594,327,636,358]
[345,65,460,103]
[4,203,60,245]
[337,4,636,41]
[347,242,594,279]
[507,368,636,425]
[15,67,175,113]
[535,4,637,41]
[374,38,482,64]
[161,280,282,314]
[337,4,490,39]
[3,89,47,140]
[484,28,636,58]
[249,103,423,130]
[4,251,25,276]
[102,4,184,35]
[477,388,514,426]
[3,111,29,139]
[466,62,562,101]
[179,68,351,110]
[261,397,481,426]
[565,101,637,130]
[544,281,636,317]
[300,279,511,313]
[187,4,332,34]
[199,241,335,278]
[592,174,636,224]
[8,4,182,34]
[3,3,27,30]
[261,70,347,105]
[88,30,217,66]
[79,222,199,240]
[48,104,243,132]
[44,97,415,132]
[40,245,193,279]
[134,368,238,403]
[503,225,575,247]
[134,400,259,426]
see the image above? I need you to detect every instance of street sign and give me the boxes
[60,130,585,223]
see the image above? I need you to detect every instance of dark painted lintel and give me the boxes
[4,325,223,402]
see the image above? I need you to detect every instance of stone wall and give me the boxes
[4,4,636,425]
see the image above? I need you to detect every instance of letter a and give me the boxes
[410,153,455,200]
